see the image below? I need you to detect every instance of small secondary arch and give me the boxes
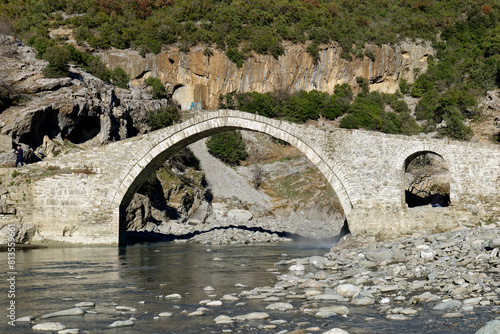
[396,144,455,207]
[109,111,353,234]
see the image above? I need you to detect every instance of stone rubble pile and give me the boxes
[232,226,500,330]
[186,227,292,245]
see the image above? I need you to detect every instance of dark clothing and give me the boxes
[15,148,23,167]
[430,194,444,207]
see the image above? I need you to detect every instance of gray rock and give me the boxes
[226,209,254,223]
[410,292,439,303]
[442,312,464,318]
[222,294,240,301]
[32,322,67,331]
[487,238,500,248]
[350,296,375,306]
[206,300,223,306]
[58,329,80,334]
[214,315,233,324]
[386,314,409,320]
[365,248,394,262]
[115,305,136,312]
[322,329,350,334]
[41,308,85,319]
[159,312,173,317]
[475,320,500,334]
[108,320,134,327]
[315,306,350,318]
[433,300,462,310]
[265,302,293,311]
[188,309,205,316]
[310,293,348,302]
[233,312,270,321]
[289,263,305,271]
[336,284,360,298]
[74,302,94,308]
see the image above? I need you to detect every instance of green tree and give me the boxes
[42,45,71,78]
[108,67,129,89]
[147,106,180,131]
[145,77,167,99]
[237,92,278,117]
[206,130,247,165]
[218,92,237,109]
[438,107,473,141]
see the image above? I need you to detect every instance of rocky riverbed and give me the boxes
[247,225,500,333]
[12,225,500,333]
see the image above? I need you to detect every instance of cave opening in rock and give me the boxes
[124,115,139,139]
[404,151,450,208]
[19,108,60,148]
[67,116,100,144]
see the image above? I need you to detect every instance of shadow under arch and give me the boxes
[109,111,353,245]
[396,144,456,208]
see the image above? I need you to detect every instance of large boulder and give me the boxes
[475,320,500,334]
[364,248,394,262]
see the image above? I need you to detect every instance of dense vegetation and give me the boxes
[206,130,247,165]
[0,0,499,140]
[219,81,425,136]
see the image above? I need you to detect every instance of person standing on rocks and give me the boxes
[15,144,24,167]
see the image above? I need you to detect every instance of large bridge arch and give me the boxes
[107,110,353,242]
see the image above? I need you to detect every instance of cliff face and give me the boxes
[100,41,435,109]
[0,35,174,163]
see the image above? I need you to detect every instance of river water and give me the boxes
[1,241,493,333]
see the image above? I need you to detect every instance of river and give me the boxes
[0,241,492,333]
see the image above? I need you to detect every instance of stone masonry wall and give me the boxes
[16,110,500,245]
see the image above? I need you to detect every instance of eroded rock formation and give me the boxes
[0,35,174,160]
[100,41,435,109]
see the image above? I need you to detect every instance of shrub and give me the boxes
[438,107,473,141]
[108,67,129,89]
[282,90,320,123]
[145,77,167,99]
[42,45,71,78]
[306,42,320,63]
[147,106,180,131]
[218,92,237,109]
[340,91,420,135]
[411,74,434,97]
[323,83,353,119]
[237,92,278,118]
[226,48,249,68]
[356,76,369,95]
[206,130,247,165]
[399,78,411,95]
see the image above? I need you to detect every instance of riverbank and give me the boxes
[6,225,500,333]
[242,224,500,333]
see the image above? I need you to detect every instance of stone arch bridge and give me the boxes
[20,110,500,245]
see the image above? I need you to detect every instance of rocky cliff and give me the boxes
[100,41,435,109]
[0,35,174,164]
